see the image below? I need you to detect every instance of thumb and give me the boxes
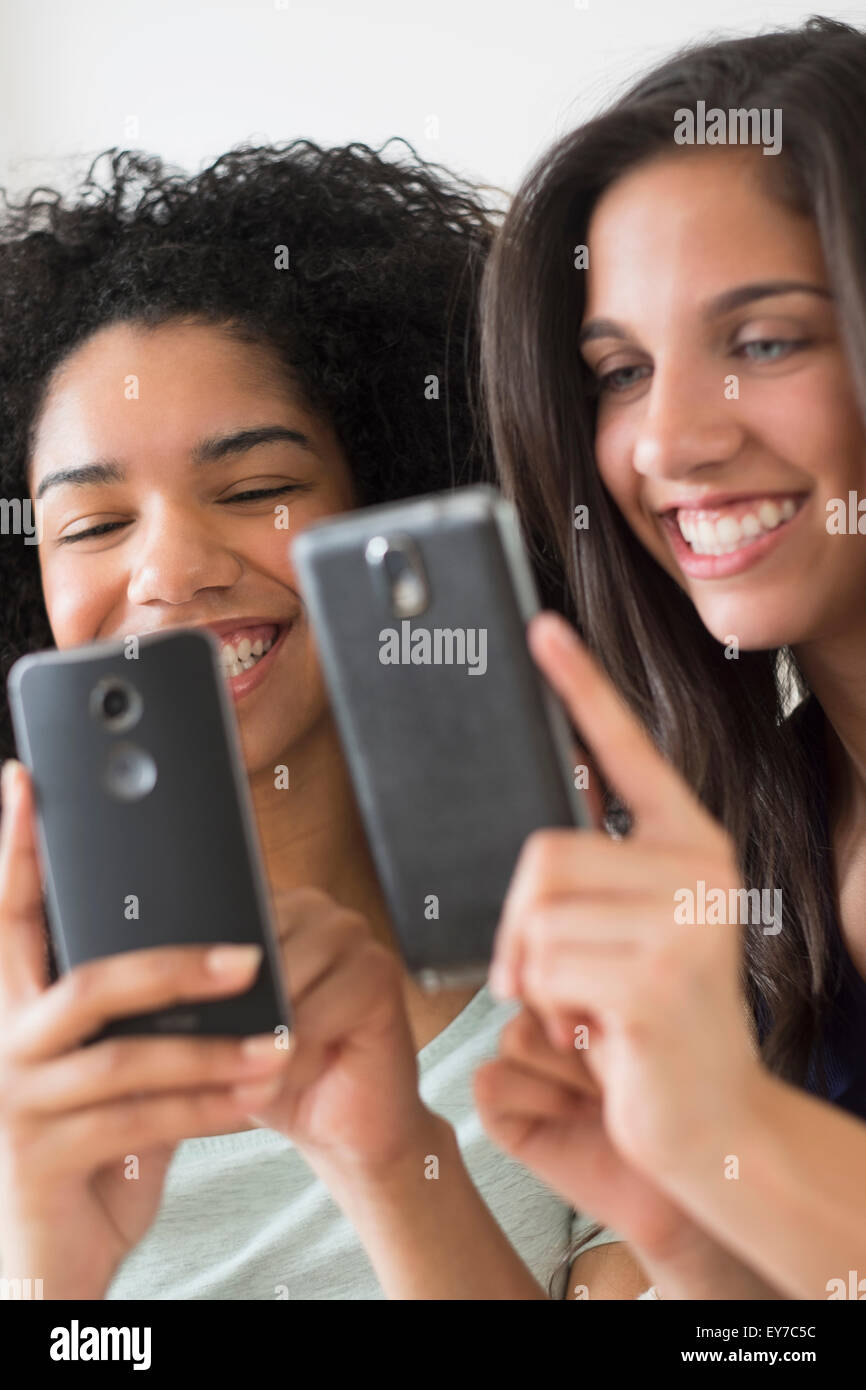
[0,760,51,1002]
[570,740,605,830]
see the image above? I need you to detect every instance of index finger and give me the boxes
[528,612,700,835]
[501,1007,601,1098]
[10,941,264,1061]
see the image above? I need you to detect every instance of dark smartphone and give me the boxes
[293,485,591,988]
[7,628,291,1042]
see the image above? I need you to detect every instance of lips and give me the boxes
[98,615,293,705]
[215,624,281,679]
[218,621,290,700]
[666,493,806,557]
[143,616,292,692]
[658,493,809,580]
[187,617,286,682]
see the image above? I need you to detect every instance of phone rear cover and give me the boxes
[296,490,580,978]
[9,631,288,1038]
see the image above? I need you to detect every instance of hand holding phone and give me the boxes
[294,486,592,989]
[0,761,288,1300]
[7,628,290,1041]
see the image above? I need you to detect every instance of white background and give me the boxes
[1,0,865,200]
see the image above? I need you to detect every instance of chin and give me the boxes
[239,698,334,778]
[694,603,808,654]
[234,713,296,777]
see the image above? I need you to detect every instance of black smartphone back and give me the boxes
[293,486,591,987]
[7,629,290,1040]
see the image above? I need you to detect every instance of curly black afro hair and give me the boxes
[0,139,499,759]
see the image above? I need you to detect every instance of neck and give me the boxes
[249,714,392,946]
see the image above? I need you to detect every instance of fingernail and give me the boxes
[241,1033,282,1062]
[207,944,263,977]
[543,613,577,647]
[233,1075,283,1106]
[1,760,19,800]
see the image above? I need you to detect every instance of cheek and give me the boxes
[595,418,644,523]
[249,485,355,593]
[773,368,866,492]
[39,555,114,648]
[593,419,680,584]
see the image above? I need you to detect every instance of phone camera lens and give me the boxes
[90,677,142,733]
[102,686,129,721]
[383,549,410,582]
[365,533,430,617]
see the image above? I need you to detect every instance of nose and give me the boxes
[631,355,746,482]
[126,505,243,607]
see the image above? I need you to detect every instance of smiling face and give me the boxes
[29,318,356,773]
[580,148,866,652]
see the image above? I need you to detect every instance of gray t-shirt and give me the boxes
[106,985,620,1299]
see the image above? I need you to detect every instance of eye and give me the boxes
[58,483,308,543]
[592,363,652,395]
[58,521,130,545]
[736,338,809,364]
[221,484,304,504]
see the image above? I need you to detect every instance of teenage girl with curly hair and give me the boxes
[0,140,638,1299]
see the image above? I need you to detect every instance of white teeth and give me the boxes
[218,629,279,681]
[221,649,264,680]
[675,496,799,556]
[757,500,782,530]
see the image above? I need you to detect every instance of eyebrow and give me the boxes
[34,425,314,500]
[578,280,833,349]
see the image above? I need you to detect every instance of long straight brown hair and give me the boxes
[482,16,866,1085]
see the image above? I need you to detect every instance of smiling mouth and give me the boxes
[661,492,807,557]
[216,622,284,680]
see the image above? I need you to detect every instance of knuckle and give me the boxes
[322,911,368,949]
[334,907,371,937]
[472,1060,499,1109]
[193,1089,233,1126]
[152,947,188,979]
[86,1039,125,1084]
[0,1065,24,1122]
[500,1010,533,1059]
[0,1127,39,1186]
[642,949,671,997]
[196,1040,233,1082]
[275,886,333,917]
[105,1096,136,1132]
[61,961,98,1010]
[525,906,556,954]
[60,1106,105,1159]
[324,913,374,960]
[620,1011,653,1049]
[358,938,400,986]
[523,945,556,1000]
[110,1096,159,1145]
[519,829,554,880]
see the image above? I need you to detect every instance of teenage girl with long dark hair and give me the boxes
[477,17,866,1298]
